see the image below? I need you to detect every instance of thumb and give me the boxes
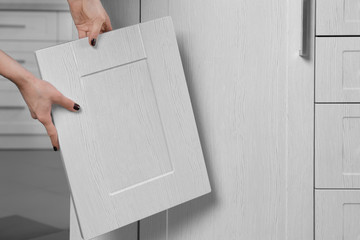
[54,94,80,112]
[89,20,103,47]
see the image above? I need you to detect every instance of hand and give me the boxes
[68,0,112,46]
[19,77,80,151]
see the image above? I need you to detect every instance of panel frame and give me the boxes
[316,37,360,103]
[315,190,360,240]
[36,17,210,240]
[315,104,360,188]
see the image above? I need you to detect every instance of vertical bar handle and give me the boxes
[299,0,308,57]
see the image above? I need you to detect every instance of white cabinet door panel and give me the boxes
[317,0,360,35]
[315,104,360,188]
[316,37,360,102]
[316,190,360,240]
[36,17,211,240]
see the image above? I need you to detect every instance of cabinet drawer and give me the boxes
[0,108,49,149]
[316,190,360,240]
[0,41,56,96]
[0,11,57,40]
[317,0,360,35]
[316,37,360,102]
[315,104,360,188]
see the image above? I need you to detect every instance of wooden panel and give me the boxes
[316,37,360,102]
[140,0,314,239]
[69,2,139,239]
[316,190,360,240]
[316,0,360,35]
[315,104,360,188]
[36,17,210,240]
[70,201,137,240]
[0,11,56,40]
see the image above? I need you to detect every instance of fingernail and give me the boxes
[73,103,80,111]
[91,38,96,46]
[53,146,58,151]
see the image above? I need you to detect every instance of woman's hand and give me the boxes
[18,77,80,151]
[68,0,112,46]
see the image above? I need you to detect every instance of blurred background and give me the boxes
[0,0,73,239]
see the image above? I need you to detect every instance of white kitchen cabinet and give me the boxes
[138,0,315,240]
[0,7,73,149]
[316,190,360,240]
[316,37,360,102]
[315,104,360,188]
[317,0,360,35]
[30,0,314,238]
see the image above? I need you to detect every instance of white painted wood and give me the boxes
[316,190,360,240]
[316,0,360,35]
[36,17,211,240]
[315,104,360,188]
[0,0,69,11]
[140,0,314,239]
[316,37,360,102]
[70,200,138,240]
[57,12,73,42]
[0,11,57,40]
[69,2,140,239]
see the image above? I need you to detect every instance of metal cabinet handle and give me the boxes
[0,24,26,28]
[16,60,26,64]
[299,0,309,57]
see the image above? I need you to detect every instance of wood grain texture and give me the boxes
[316,0,360,35]
[316,190,360,240]
[140,0,314,239]
[315,104,360,188]
[69,2,139,239]
[36,17,210,240]
[316,37,360,102]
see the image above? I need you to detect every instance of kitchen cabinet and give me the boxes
[63,0,314,239]
[315,0,360,238]
[316,190,360,240]
[316,104,360,188]
[0,4,73,149]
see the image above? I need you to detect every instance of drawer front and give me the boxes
[0,108,49,149]
[316,190,360,240]
[0,11,57,40]
[315,104,360,188]
[317,0,360,35]
[316,37,360,102]
[0,41,57,100]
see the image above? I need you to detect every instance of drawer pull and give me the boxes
[299,0,309,57]
[0,24,26,29]
[16,59,26,64]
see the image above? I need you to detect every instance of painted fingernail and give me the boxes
[73,103,80,111]
[53,146,58,151]
[91,38,96,46]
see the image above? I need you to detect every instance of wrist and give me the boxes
[16,72,37,91]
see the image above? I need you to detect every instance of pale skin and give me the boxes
[0,0,112,151]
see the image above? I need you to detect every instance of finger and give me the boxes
[88,20,103,47]
[40,116,59,151]
[53,94,80,112]
[78,30,87,39]
[104,16,112,32]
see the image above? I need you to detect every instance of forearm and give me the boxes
[0,50,35,90]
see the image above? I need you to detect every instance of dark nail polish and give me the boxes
[73,103,80,111]
[53,146,58,151]
[91,38,96,46]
